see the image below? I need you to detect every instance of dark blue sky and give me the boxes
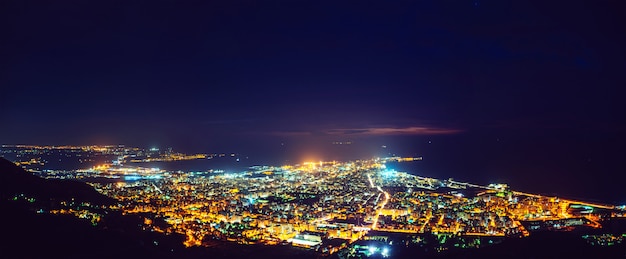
[2,1,626,201]
[1,0,624,151]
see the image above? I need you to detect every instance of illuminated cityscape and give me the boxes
[2,1,624,258]
[2,145,626,257]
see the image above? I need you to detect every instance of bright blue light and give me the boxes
[381,169,397,178]
[124,175,141,181]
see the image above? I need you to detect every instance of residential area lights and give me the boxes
[3,145,622,254]
[86,156,618,252]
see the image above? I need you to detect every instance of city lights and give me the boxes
[2,145,624,256]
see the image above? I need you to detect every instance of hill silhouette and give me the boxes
[0,157,187,258]
[0,157,115,205]
[435,231,626,259]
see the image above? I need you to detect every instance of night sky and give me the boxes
[1,1,625,198]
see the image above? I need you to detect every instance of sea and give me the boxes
[164,128,626,205]
[3,128,624,205]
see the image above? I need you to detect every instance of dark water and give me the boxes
[3,128,623,204]
[211,128,626,205]
[147,128,626,204]
[380,129,626,205]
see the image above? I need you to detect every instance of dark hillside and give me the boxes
[0,158,115,205]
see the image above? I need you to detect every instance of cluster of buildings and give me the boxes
[87,156,617,254]
[91,160,386,250]
[3,144,625,255]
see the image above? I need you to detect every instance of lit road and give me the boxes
[368,173,390,230]
[420,213,432,233]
